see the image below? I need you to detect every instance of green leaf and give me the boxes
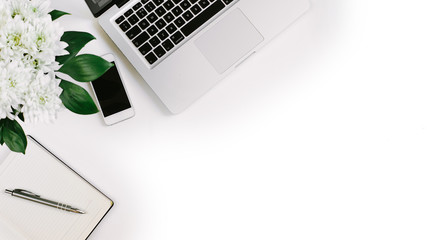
[0,120,4,145]
[18,112,24,122]
[58,54,114,82]
[56,32,96,65]
[59,80,99,115]
[49,10,70,21]
[2,119,27,154]
[11,107,24,122]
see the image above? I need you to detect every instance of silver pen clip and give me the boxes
[13,189,41,198]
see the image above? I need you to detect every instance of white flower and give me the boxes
[0,1,11,27]
[0,0,68,123]
[21,71,63,122]
[26,0,51,18]
[0,61,31,119]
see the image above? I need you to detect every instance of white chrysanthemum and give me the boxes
[0,61,31,119]
[25,17,68,71]
[3,17,30,59]
[0,0,68,123]
[0,1,11,27]
[25,0,51,18]
[21,71,63,122]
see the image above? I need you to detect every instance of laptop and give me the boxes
[87,0,310,113]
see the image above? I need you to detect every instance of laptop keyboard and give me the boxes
[115,0,236,66]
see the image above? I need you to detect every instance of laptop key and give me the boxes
[155,19,167,29]
[133,31,150,47]
[136,8,147,18]
[119,21,131,32]
[166,23,178,34]
[147,25,159,35]
[189,0,198,4]
[139,43,153,55]
[155,6,167,17]
[164,12,175,23]
[181,0,225,36]
[182,10,193,21]
[153,0,165,6]
[174,17,185,27]
[172,6,183,16]
[147,12,158,23]
[163,0,175,10]
[199,0,209,8]
[180,0,191,10]
[190,4,201,15]
[149,36,161,47]
[223,0,233,4]
[158,30,169,40]
[133,2,142,10]
[154,46,167,58]
[124,9,133,17]
[145,2,156,12]
[126,26,142,39]
[170,31,184,45]
[145,52,158,64]
[128,14,139,25]
[115,16,125,24]
[139,19,150,30]
[162,39,174,51]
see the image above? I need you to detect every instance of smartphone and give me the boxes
[90,54,135,125]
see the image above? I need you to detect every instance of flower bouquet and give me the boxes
[0,0,113,154]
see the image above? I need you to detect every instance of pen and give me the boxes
[5,189,85,214]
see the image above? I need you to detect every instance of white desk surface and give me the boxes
[24,0,427,239]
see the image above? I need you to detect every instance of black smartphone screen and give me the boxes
[91,61,132,117]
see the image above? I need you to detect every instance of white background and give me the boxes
[25,0,427,239]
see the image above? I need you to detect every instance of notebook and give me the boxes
[0,136,113,240]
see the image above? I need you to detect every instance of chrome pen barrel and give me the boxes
[5,189,85,214]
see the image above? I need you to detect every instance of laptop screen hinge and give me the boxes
[116,0,131,8]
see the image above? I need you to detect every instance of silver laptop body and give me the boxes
[99,0,310,113]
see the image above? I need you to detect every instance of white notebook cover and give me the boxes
[0,136,113,240]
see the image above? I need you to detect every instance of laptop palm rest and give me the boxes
[195,9,264,74]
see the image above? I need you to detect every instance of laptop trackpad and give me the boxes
[195,9,264,74]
